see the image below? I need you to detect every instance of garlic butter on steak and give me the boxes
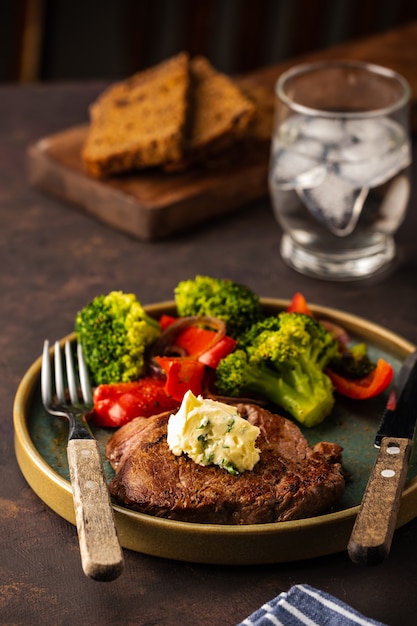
[167,390,260,474]
[106,403,345,525]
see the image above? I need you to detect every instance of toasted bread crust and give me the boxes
[165,56,257,170]
[82,53,265,178]
[82,52,191,177]
[187,56,256,153]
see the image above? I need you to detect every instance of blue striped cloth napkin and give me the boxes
[237,584,388,626]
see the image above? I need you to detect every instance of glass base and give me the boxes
[280,234,396,281]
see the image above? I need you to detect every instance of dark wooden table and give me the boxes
[2,38,417,626]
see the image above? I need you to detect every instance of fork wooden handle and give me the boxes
[67,439,124,581]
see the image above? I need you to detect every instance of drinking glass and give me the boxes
[268,61,412,280]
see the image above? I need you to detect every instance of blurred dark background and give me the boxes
[1,0,417,83]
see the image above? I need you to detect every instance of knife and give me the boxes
[348,348,417,566]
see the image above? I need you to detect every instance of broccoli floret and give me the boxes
[75,291,160,385]
[328,342,375,378]
[215,312,338,427]
[174,275,262,339]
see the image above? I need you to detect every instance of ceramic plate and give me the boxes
[13,299,417,564]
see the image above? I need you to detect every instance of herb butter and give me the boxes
[167,390,260,474]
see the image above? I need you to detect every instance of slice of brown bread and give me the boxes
[195,80,275,169]
[165,56,256,170]
[237,78,275,160]
[239,80,274,144]
[82,52,190,178]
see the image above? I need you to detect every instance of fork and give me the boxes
[42,339,124,581]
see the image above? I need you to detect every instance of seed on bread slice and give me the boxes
[82,52,191,178]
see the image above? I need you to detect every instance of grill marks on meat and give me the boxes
[106,404,345,525]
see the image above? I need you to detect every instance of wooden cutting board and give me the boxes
[28,22,417,241]
[28,122,271,240]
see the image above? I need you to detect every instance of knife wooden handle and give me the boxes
[67,438,124,581]
[348,437,412,566]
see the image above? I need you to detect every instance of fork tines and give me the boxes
[42,340,92,409]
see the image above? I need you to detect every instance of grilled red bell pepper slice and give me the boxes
[155,356,206,401]
[174,326,237,368]
[175,326,217,354]
[91,377,180,427]
[327,358,394,400]
[158,316,237,369]
[159,314,177,331]
[198,335,237,368]
[286,292,313,317]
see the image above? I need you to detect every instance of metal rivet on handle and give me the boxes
[381,469,396,478]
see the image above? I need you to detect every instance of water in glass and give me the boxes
[269,112,411,278]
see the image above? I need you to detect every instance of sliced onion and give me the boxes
[319,319,350,347]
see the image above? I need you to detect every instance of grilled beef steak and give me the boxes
[106,404,345,524]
